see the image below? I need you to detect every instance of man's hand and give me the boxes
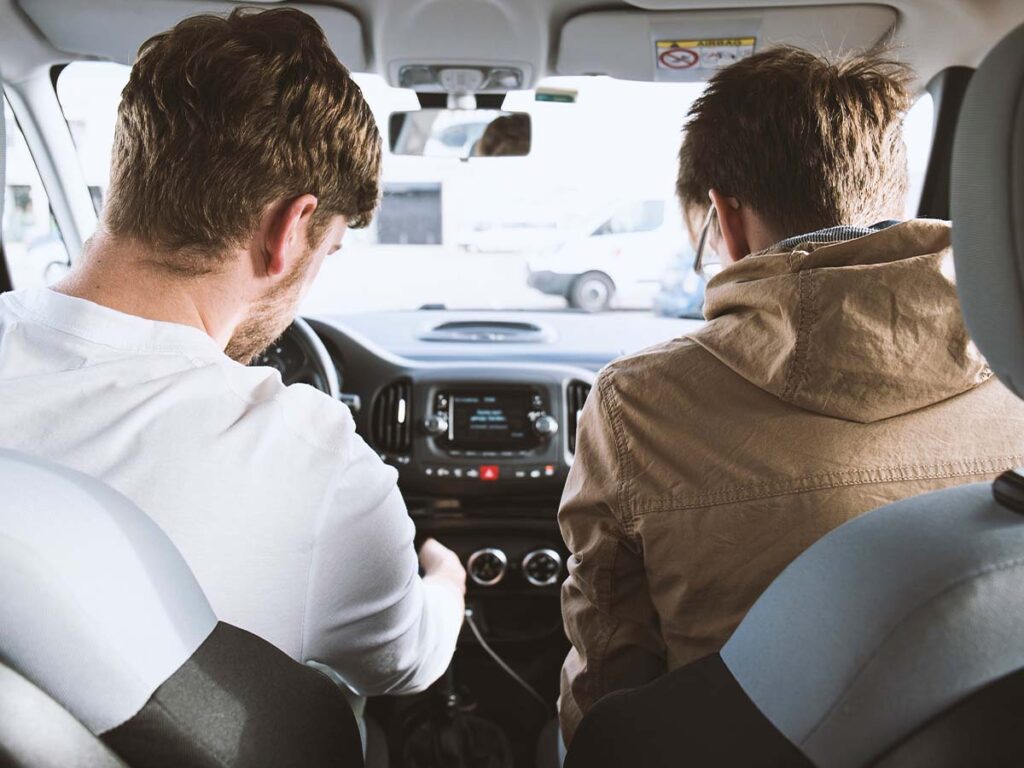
[419,538,467,597]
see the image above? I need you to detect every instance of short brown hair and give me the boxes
[105,7,381,274]
[677,46,913,241]
[477,113,531,157]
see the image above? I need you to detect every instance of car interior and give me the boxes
[2,1,1024,767]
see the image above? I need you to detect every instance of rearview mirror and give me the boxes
[389,109,531,158]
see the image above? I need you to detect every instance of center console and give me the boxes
[369,367,590,501]
[418,384,563,488]
[310,321,597,766]
[363,367,590,616]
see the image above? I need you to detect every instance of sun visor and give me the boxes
[16,0,367,71]
[557,4,898,82]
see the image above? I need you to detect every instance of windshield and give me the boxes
[55,63,934,316]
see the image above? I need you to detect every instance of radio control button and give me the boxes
[533,414,559,437]
[514,469,528,479]
[529,469,542,479]
[424,467,435,477]
[436,467,451,478]
[452,468,464,478]
[423,414,449,437]
[466,468,479,479]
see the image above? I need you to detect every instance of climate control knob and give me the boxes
[532,414,559,437]
[423,414,449,437]
[522,549,562,587]
[467,548,508,587]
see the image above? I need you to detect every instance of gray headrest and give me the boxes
[0,449,216,735]
[950,23,1024,398]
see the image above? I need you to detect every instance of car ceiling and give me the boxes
[2,0,1024,92]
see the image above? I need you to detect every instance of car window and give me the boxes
[2,95,70,288]
[55,63,935,316]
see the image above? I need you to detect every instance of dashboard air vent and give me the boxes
[372,379,412,455]
[566,380,591,455]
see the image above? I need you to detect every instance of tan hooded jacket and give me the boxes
[558,219,1024,742]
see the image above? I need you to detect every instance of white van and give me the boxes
[526,198,685,311]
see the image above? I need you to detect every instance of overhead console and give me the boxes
[556,4,899,82]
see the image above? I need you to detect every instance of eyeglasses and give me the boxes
[692,203,718,278]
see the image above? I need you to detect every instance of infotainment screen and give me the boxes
[449,391,536,449]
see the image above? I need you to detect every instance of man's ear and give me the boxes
[259,194,319,278]
[709,189,749,264]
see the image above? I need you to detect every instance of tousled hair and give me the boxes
[677,45,914,242]
[104,7,382,274]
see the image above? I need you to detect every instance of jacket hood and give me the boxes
[688,219,990,423]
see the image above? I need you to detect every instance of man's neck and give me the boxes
[53,233,245,350]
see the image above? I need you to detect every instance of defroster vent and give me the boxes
[566,380,591,455]
[372,379,412,455]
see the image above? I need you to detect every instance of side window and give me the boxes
[593,201,665,236]
[904,92,935,219]
[2,96,70,288]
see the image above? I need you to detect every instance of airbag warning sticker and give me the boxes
[655,38,756,71]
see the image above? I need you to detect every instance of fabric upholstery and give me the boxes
[565,653,812,768]
[102,622,364,768]
[722,483,1024,768]
[0,449,217,734]
[950,22,1024,396]
[0,661,126,768]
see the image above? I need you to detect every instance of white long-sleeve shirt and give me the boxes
[0,287,462,695]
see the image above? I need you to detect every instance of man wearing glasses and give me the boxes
[557,45,1024,745]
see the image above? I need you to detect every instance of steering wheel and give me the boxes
[251,318,340,399]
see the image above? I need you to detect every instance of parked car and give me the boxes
[526,199,684,311]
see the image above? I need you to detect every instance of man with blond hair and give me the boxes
[0,8,465,698]
[558,45,1024,743]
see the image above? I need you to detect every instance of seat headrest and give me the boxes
[951,22,1024,399]
[0,449,216,735]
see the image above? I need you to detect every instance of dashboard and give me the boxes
[256,308,699,753]
[265,309,697,630]
[308,310,698,506]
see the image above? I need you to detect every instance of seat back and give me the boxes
[0,449,363,767]
[0,660,126,768]
[720,482,1024,767]
[0,448,218,736]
